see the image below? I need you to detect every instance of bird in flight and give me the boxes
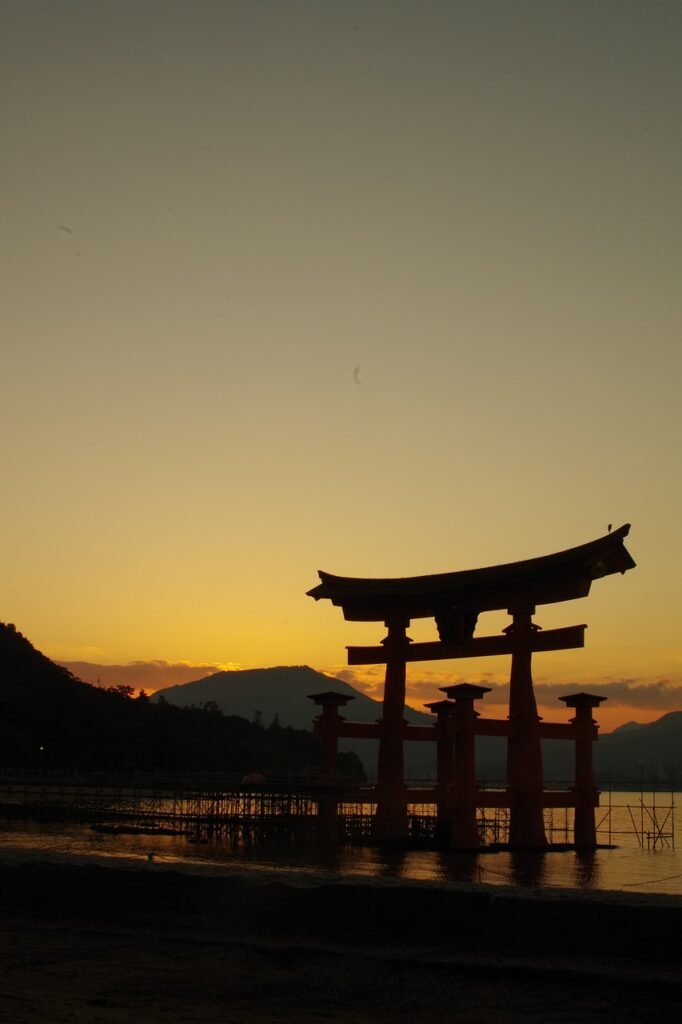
[56,224,74,234]
[353,365,362,385]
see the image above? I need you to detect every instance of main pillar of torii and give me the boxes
[307,525,635,846]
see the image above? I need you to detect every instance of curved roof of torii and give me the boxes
[307,524,635,622]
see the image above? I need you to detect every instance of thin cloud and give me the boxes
[64,661,682,714]
[330,667,386,700]
[327,667,682,714]
[534,679,682,710]
[60,660,240,692]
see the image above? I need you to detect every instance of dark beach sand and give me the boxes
[1,855,681,1023]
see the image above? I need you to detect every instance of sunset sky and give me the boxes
[2,1,681,732]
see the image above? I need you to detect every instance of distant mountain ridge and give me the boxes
[0,624,358,776]
[595,711,682,782]
[609,721,643,736]
[2,622,680,784]
[154,666,682,784]
[153,665,438,778]
[153,665,433,729]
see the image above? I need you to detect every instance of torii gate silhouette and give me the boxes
[307,525,635,849]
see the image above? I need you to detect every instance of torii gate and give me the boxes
[307,525,635,849]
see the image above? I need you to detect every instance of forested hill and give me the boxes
[594,711,682,782]
[152,665,435,730]
[155,665,682,784]
[153,665,438,778]
[0,623,362,777]
[4,622,679,783]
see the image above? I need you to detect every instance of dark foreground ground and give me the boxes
[1,857,681,1023]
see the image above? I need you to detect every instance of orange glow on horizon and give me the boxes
[323,663,682,732]
[3,2,682,748]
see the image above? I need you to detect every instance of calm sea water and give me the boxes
[1,791,680,896]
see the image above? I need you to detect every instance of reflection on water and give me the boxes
[1,792,681,896]
[311,836,342,874]
[510,850,547,888]
[437,852,481,886]
[377,847,407,879]
[574,850,601,889]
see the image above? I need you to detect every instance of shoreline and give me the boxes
[2,852,681,956]
[2,855,681,1023]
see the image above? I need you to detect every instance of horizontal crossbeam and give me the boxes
[347,624,586,665]
[332,719,590,742]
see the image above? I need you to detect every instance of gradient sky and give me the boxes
[2,1,681,731]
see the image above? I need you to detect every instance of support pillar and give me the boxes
[308,691,354,840]
[505,607,547,847]
[559,692,606,849]
[424,700,456,843]
[375,617,410,841]
[441,684,491,850]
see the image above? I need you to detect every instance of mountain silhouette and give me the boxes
[0,621,125,767]
[153,666,438,778]
[152,665,433,728]
[2,622,679,784]
[609,720,644,736]
[594,711,682,783]
[153,666,682,785]
[0,624,360,776]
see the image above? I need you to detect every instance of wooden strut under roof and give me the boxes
[307,524,636,622]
